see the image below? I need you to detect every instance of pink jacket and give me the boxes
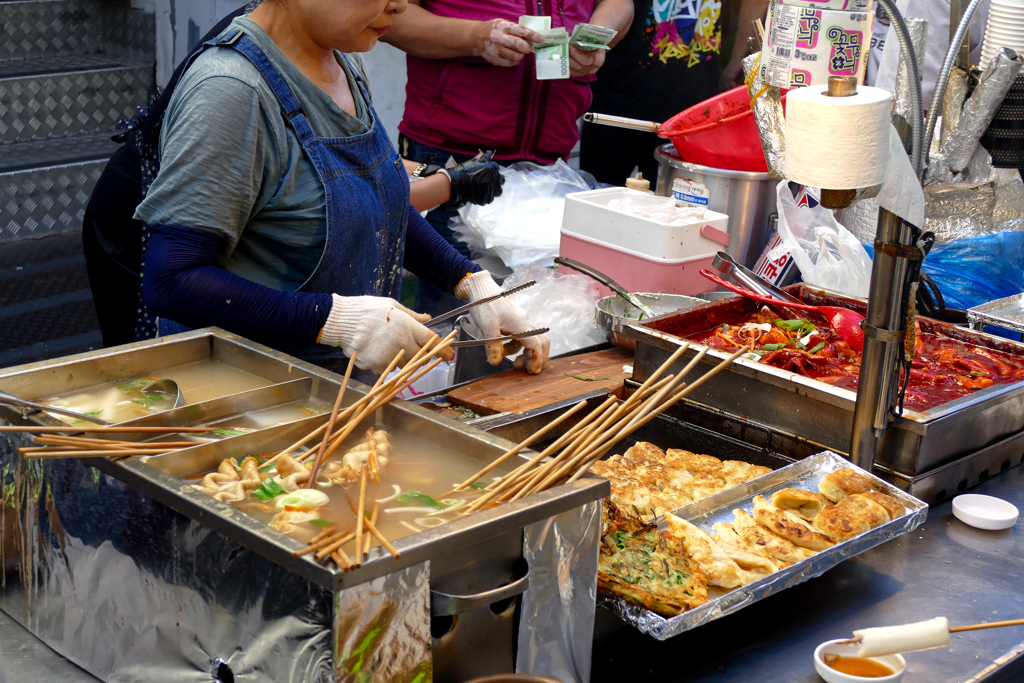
[399,0,596,164]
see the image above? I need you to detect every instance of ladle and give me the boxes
[699,269,865,352]
[554,257,656,319]
[0,389,111,425]
[140,379,185,409]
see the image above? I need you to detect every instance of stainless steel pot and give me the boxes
[596,293,702,351]
[655,144,780,269]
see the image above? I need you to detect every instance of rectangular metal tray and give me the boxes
[624,285,1024,478]
[968,293,1024,336]
[601,451,928,640]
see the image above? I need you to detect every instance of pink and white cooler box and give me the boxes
[558,187,730,296]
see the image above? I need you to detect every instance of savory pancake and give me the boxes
[664,513,747,588]
[598,501,708,616]
[666,449,723,475]
[771,487,828,520]
[819,468,874,503]
[861,491,906,521]
[731,509,817,564]
[753,495,835,550]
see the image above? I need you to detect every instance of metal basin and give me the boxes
[596,293,702,350]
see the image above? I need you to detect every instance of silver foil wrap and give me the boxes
[994,169,1024,232]
[0,429,339,682]
[924,181,998,244]
[517,501,600,683]
[333,565,432,683]
[742,51,785,179]
[893,18,929,125]
[941,67,973,149]
[942,48,1024,173]
[599,451,927,641]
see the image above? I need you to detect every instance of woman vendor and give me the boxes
[133,0,549,376]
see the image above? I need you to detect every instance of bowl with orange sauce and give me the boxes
[814,639,906,683]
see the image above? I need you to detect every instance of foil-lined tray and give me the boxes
[968,293,1024,335]
[600,451,928,640]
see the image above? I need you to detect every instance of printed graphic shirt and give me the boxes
[590,0,724,123]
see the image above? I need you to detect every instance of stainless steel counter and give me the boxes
[3,464,1022,682]
[593,464,1024,683]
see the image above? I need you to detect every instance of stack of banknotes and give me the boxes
[518,16,617,80]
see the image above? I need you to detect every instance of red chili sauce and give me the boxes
[677,305,1024,412]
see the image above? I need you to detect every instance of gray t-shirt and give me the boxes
[136,17,374,292]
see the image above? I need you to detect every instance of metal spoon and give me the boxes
[699,269,866,352]
[140,379,185,409]
[0,389,111,425]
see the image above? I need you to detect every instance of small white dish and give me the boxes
[814,640,906,683]
[953,494,1019,530]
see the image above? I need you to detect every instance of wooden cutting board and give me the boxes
[447,348,632,415]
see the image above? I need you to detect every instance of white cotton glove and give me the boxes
[318,295,452,375]
[455,271,550,375]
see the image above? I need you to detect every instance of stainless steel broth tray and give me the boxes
[623,285,1024,480]
[602,451,928,640]
[0,329,608,683]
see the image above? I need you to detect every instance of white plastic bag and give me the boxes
[502,262,606,357]
[768,183,873,297]
[450,160,591,269]
[605,194,707,225]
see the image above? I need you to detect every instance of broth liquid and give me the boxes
[825,655,894,678]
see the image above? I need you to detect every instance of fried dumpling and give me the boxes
[861,491,906,521]
[731,509,816,564]
[711,522,784,573]
[771,487,828,520]
[753,495,835,551]
[812,493,890,541]
[664,513,747,589]
[819,468,874,503]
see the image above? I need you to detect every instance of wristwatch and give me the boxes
[410,163,443,179]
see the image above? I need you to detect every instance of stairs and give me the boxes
[0,0,155,244]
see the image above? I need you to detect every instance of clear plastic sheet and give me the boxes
[451,160,592,269]
[517,500,601,683]
[600,451,928,641]
[742,52,786,179]
[502,263,606,357]
[941,49,1024,173]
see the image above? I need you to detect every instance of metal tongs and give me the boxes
[426,280,536,327]
[450,328,549,349]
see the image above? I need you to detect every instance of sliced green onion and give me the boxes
[809,342,826,354]
[791,338,806,350]
[469,481,489,490]
[775,318,810,331]
[762,343,785,351]
[308,519,334,528]
[253,478,286,501]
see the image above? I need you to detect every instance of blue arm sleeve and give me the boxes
[143,225,333,345]
[403,207,481,293]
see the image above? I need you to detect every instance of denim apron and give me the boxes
[151,28,409,364]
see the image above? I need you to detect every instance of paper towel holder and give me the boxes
[819,76,878,210]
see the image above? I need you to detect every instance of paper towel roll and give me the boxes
[784,84,892,189]
[776,0,872,10]
[762,4,874,89]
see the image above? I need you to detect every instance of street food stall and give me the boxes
[3,1,1024,682]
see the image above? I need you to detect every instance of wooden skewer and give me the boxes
[360,506,401,559]
[0,426,218,434]
[306,352,357,488]
[294,524,353,557]
[312,530,358,561]
[354,464,367,561]
[20,448,176,459]
[32,436,200,450]
[836,618,1024,645]
[446,398,590,496]
[362,503,379,559]
[308,524,337,545]
[331,549,352,570]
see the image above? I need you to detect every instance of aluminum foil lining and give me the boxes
[333,563,431,683]
[518,501,601,683]
[743,52,785,179]
[968,292,1024,335]
[893,18,929,125]
[599,451,928,641]
[924,181,998,244]
[941,67,973,149]
[0,428,341,682]
[994,169,1024,233]
[942,48,1024,174]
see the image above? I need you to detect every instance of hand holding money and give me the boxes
[475,19,543,67]
[568,45,605,77]
[518,17,617,80]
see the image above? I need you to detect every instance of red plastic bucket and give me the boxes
[660,85,788,173]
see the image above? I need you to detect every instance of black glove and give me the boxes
[438,152,504,211]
